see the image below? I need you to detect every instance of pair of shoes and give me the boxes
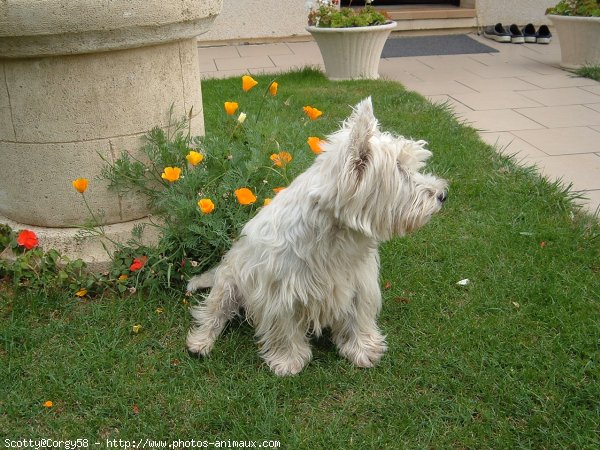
[484,23,524,44]
[522,24,552,44]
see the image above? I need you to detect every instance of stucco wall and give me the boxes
[199,0,307,42]
[199,0,558,43]
[476,0,557,26]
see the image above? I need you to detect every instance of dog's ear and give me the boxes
[347,97,378,176]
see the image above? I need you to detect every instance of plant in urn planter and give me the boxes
[306,0,397,80]
[546,0,600,69]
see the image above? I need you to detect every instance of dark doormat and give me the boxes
[381,34,499,58]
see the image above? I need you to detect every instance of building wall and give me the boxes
[475,0,556,27]
[199,0,558,43]
[199,0,307,42]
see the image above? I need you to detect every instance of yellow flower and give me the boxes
[242,75,258,92]
[75,288,87,297]
[43,400,53,408]
[198,198,215,214]
[156,307,164,314]
[72,178,89,194]
[263,198,272,206]
[186,150,204,166]
[224,101,239,116]
[303,106,323,120]
[270,151,292,167]
[307,137,324,154]
[118,274,128,281]
[132,324,142,334]
[234,188,257,205]
[269,82,278,96]
[161,167,181,183]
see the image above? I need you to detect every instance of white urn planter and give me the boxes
[306,21,397,80]
[0,0,222,269]
[547,14,600,69]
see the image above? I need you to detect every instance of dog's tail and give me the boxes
[186,265,240,356]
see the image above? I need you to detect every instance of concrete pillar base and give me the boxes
[0,215,160,272]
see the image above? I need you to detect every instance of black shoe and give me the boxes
[522,23,537,43]
[536,25,552,44]
[509,24,525,44]
[483,23,511,43]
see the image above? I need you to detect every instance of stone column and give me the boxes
[0,0,222,269]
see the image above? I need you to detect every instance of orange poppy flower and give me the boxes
[186,150,204,166]
[234,188,257,205]
[75,288,88,297]
[224,101,239,116]
[161,167,181,182]
[307,137,324,154]
[303,106,323,120]
[269,82,278,96]
[272,187,286,194]
[72,178,89,194]
[270,151,292,167]
[198,198,215,214]
[242,75,258,92]
[43,401,53,408]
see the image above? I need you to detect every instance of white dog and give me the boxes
[187,97,447,376]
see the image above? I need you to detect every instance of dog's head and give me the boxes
[319,97,448,240]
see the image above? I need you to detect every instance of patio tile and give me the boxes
[236,43,293,57]
[468,64,542,79]
[401,79,477,96]
[581,84,600,96]
[479,131,548,159]
[201,69,249,80]
[269,52,323,68]
[197,45,240,60]
[450,91,542,110]
[515,105,600,128]
[379,57,434,73]
[519,87,600,106]
[455,76,539,92]
[197,56,217,72]
[585,103,600,113]
[459,109,545,132]
[379,69,423,86]
[520,153,600,192]
[513,127,600,155]
[214,55,275,71]
[522,73,598,89]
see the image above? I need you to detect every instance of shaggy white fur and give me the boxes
[187,97,448,376]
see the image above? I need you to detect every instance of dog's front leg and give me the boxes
[331,274,387,368]
[255,310,312,376]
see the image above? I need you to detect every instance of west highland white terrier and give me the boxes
[187,97,448,376]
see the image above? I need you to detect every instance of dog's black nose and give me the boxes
[437,192,447,203]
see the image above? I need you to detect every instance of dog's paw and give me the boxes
[268,359,306,376]
[338,335,387,368]
[186,268,217,292]
[262,347,312,376]
[186,328,216,357]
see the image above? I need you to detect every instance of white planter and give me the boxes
[548,14,600,69]
[306,21,397,80]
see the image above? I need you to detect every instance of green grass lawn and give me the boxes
[2,69,599,448]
